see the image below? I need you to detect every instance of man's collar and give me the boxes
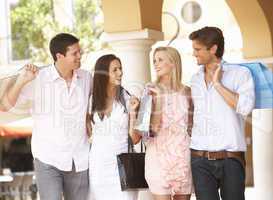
[197,60,227,74]
[48,64,81,82]
[48,64,60,81]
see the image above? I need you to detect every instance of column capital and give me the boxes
[102,28,164,43]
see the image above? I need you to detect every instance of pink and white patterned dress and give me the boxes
[145,92,193,196]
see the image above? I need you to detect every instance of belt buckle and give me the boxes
[207,152,216,161]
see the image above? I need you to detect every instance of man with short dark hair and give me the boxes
[189,26,255,200]
[2,33,91,200]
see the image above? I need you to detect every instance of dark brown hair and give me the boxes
[189,26,224,58]
[49,33,79,61]
[91,54,128,122]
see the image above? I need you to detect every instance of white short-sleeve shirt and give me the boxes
[18,64,92,172]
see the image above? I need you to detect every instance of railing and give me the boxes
[0,170,37,200]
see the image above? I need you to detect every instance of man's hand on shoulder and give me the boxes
[16,64,38,86]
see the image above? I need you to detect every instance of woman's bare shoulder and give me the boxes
[178,85,191,96]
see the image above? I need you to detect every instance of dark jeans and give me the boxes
[191,156,245,200]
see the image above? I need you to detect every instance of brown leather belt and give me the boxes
[191,149,245,167]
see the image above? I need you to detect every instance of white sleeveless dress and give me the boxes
[88,98,138,200]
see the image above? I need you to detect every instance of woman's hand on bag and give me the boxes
[146,83,162,105]
[146,83,160,95]
[129,96,139,115]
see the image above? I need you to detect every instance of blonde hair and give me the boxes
[153,46,184,91]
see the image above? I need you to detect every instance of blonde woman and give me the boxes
[144,47,193,200]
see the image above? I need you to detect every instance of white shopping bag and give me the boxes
[134,94,153,137]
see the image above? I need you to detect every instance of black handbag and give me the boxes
[117,138,148,191]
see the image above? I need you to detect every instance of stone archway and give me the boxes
[226,0,273,58]
[102,0,273,59]
[102,0,163,33]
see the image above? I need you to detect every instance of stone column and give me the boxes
[249,108,273,200]
[102,28,164,96]
[244,59,273,200]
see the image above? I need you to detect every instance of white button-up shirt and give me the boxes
[190,63,255,152]
[18,65,92,171]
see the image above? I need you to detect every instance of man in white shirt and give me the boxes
[189,27,255,200]
[2,33,92,200]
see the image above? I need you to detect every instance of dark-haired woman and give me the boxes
[88,54,141,200]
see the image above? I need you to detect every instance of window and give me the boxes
[9,0,30,61]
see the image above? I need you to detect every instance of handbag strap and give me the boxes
[127,137,146,153]
[123,88,134,153]
[140,140,146,152]
[127,136,134,153]
[124,87,146,153]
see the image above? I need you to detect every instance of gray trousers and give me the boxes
[34,159,89,200]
